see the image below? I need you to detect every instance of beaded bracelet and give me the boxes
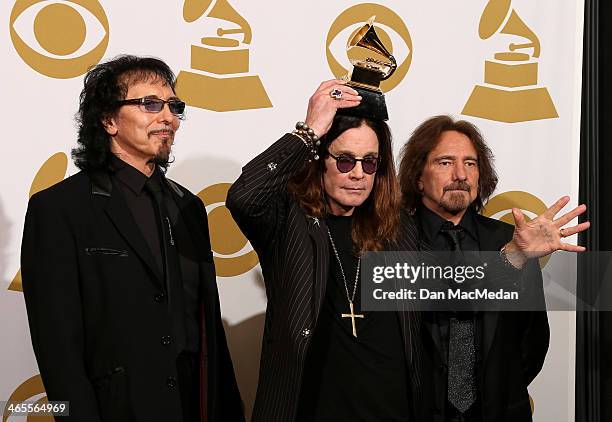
[292,121,320,161]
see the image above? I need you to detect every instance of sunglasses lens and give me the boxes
[336,156,356,173]
[169,101,186,115]
[362,158,378,174]
[142,99,164,112]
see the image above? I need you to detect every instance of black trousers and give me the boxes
[177,351,201,422]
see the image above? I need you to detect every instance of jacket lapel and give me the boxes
[475,214,505,364]
[395,213,443,368]
[166,178,209,253]
[90,170,164,284]
[408,215,446,364]
[306,215,329,321]
[165,178,215,311]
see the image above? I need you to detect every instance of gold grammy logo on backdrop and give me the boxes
[462,0,558,123]
[9,0,109,79]
[2,375,51,422]
[8,153,68,292]
[176,0,272,112]
[326,3,413,93]
[482,190,550,268]
[197,183,258,277]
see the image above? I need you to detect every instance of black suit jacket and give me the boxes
[227,134,424,422]
[21,168,244,422]
[399,211,550,422]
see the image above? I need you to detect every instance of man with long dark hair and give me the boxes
[397,115,589,422]
[21,55,244,422]
[227,80,417,421]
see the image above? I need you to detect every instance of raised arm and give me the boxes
[226,133,312,248]
[226,80,361,248]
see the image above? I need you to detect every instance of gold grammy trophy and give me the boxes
[341,16,397,121]
[462,0,558,123]
[176,0,271,112]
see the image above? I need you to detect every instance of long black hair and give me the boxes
[71,55,177,171]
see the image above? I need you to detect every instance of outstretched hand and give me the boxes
[304,80,361,138]
[503,196,590,268]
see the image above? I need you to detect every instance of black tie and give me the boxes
[441,223,476,413]
[440,221,465,265]
[145,175,186,353]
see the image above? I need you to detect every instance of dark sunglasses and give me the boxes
[328,152,379,175]
[116,97,186,116]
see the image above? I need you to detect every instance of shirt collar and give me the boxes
[417,203,478,243]
[110,154,151,195]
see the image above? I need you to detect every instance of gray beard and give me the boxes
[150,139,173,169]
[153,150,170,167]
[439,191,471,214]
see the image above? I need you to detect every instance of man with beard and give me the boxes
[397,115,589,422]
[21,55,244,422]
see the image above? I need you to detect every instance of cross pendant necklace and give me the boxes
[342,300,364,337]
[327,227,364,338]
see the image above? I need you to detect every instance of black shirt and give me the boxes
[417,205,479,253]
[297,214,410,422]
[110,155,200,353]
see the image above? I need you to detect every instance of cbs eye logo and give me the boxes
[326,3,413,92]
[9,0,109,79]
[197,183,259,277]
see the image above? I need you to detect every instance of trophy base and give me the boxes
[176,70,272,112]
[339,85,388,121]
[462,85,558,123]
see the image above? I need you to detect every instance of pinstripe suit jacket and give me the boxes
[227,134,425,422]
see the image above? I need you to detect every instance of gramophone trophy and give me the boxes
[462,0,557,123]
[176,0,271,112]
[340,16,397,121]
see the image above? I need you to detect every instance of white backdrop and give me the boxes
[1,0,583,420]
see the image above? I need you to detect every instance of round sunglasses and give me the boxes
[328,152,379,174]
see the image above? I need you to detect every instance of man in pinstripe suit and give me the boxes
[227,80,417,421]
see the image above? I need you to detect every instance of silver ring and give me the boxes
[330,88,343,100]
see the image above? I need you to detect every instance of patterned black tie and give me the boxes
[441,223,476,413]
